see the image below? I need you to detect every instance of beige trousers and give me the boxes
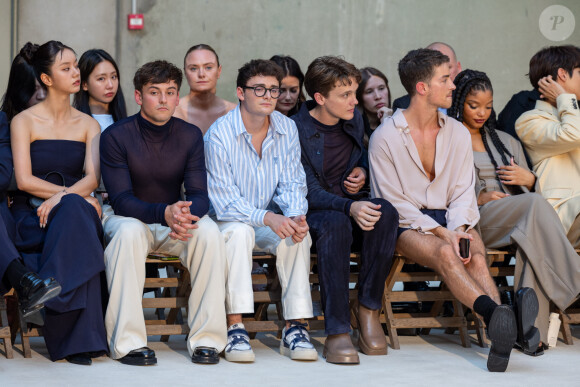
[103,206,227,359]
[217,221,313,320]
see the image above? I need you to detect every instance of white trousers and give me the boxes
[217,221,313,320]
[103,206,227,359]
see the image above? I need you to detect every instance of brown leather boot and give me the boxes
[351,302,387,355]
[322,333,360,364]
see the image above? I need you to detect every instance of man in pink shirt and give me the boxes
[369,48,534,372]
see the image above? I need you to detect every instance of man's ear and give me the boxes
[134,89,143,106]
[236,86,245,101]
[557,67,569,83]
[415,81,428,96]
[313,92,325,106]
[456,61,462,74]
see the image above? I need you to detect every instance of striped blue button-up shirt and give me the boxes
[205,105,308,227]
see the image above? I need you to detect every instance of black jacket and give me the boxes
[291,101,368,215]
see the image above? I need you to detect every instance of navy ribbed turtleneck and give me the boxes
[100,113,209,226]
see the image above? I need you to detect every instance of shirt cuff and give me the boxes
[250,208,269,227]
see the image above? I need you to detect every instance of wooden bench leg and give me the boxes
[160,268,190,342]
[383,257,405,350]
[559,309,574,345]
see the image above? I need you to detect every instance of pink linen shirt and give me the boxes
[368,109,479,233]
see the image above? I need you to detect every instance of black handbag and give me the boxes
[28,171,66,208]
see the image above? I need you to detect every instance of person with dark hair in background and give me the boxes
[0,42,61,332]
[392,42,461,114]
[516,45,580,248]
[370,48,517,372]
[101,60,227,366]
[356,67,392,147]
[496,88,540,168]
[450,69,580,357]
[10,40,107,365]
[1,42,46,121]
[206,59,316,363]
[270,55,306,116]
[292,56,398,365]
[174,44,236,134]
[74,49,127,132]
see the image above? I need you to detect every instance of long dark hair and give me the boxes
[269,55,305,116]
[449,69,513,171]
[0,42,43,121]
[356,67,392,111]
[73,49,127,122]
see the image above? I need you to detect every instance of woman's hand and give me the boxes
[85,196,102,218]
[37,190,67,228]
[377,107,393,123]
[496,157,536,189]
[477,190,509,206]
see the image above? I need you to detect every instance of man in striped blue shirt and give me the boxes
[205,59,317,363]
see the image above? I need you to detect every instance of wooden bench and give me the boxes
[0,291,14,358]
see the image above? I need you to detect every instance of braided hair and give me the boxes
[448,69,513,171]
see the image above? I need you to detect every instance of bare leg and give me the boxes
[464,229,500,304]
[227,314,242,327]
[396,230,486,309]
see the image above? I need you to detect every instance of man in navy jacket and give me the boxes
[291,56,398,365]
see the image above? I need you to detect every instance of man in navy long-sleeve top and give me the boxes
[100,60,226,366]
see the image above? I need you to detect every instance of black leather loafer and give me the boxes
[66,353,92,366]
[487,305,517,372]
[118,347,157,366]
[514,287,540,355]
[191,347,219,364]
[19,272,62,319]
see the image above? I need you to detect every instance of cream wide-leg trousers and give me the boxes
[103,206,227,359]
[217,221,313,320]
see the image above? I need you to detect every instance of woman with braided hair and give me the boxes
[449,69,580,356]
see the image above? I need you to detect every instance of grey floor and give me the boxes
[1,325,579,386]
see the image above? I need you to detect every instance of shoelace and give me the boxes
[284,321,312,349]
[226,329,251,351]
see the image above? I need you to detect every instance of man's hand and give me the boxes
[344,167,366,194]
[264,212,299,240]
[165,201,199,241]
[538,75,566,105]
[290,215,309,244]
[496,157,535,189]
[349,201,381,231]
[85,196,102,218]
[477,191,509,206]
[432,226,473,264]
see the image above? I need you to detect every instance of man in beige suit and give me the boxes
[516,45,580,246]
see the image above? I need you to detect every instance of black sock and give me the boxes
[473,295,498,326]
[4,259,30,295]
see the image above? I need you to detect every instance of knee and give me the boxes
[108,218,149,243]
[58,193,89,211]
[315,211,352,236]
[371,198,399,227]
[436,243,461,272]
[221,222,254,246]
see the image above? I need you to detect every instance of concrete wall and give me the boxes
[0,0,15,99]
[8,0,580,115]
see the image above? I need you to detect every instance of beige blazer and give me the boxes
[515,93,580,233]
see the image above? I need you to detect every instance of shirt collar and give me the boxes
[233,104,287,137]
[392,108,448,134]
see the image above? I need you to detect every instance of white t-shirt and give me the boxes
[92,114,115,132]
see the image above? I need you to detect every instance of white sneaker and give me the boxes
[280,321,318,361]
[225,323,255,362]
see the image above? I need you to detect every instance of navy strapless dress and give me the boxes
[11,140,108,361]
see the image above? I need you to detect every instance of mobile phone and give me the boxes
[459,238,470,258]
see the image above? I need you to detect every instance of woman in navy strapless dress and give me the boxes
[10,41,107,365]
